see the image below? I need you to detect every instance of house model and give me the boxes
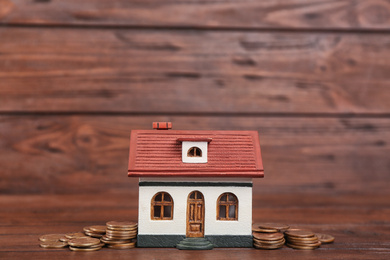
[128,122,264,249]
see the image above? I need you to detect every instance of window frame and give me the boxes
[151,192,174,220]
[216,192,238,221]
[187,146,202,157]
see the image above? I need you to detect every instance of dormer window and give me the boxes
[187,147,202,157]
[177,137,212,164]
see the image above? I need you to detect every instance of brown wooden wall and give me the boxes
[1,0,389,196]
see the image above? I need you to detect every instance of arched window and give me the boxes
[187,147,202,157]
[217,193,238,220]
[151,192,173,220]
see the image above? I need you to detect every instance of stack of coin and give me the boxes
[284,230,321,250]
[252,223,289,250]
[39,234,68,249]
[253,232,285,250]
[68,237,104,252]
[100,221,137,249]
[253,223,290,233]
[84,225,106,238]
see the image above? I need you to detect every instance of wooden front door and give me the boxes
[186,191,205,237]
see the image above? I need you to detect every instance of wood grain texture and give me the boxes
[1,0,390,30]
[1,116,389,195]
[1,193,390,259]
[1,0,388,258]
[1,28,390,114]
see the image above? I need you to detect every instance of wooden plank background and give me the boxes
[1,1,389,259]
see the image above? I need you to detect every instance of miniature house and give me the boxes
[128,122,264,248]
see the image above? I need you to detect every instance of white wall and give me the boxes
[138,184,252,236]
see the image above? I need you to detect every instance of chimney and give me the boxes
[152,122,172,130]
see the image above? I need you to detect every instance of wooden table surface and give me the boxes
[1,1,390,259]
[2,188,390,259]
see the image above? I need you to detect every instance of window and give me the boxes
[181,141,208,163]
[151,192,173,220]
[217,193,238,220]
[187,147,202,157]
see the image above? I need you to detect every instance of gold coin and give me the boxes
[69,246,102,252]
[257,223,290,231]
[40,241,68,249]
[65,232,87,239]
[106,221,137,229]
[286,243,319,250]
[285,230,315,238]
[68,237,101,247]
[253,232,284,241]
[39,234,65,242]
[315,233,335,244]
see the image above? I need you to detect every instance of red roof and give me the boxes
[128,130,264,178]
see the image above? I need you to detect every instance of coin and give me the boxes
[85,232,100,237]
[107,243,136,249]
[83,227,92,233]
[253,232,284,241]
[286,235,318,243]
[106,221,137,229]
[252,224,278,233]
[40,241,68,249]
[286,243,320,250]
[105,234,136,239]
[106,229,137,235]
[89,226,107,233]
[69,246,102,252]
[257,223,290,231]
[315,233,335,244]
[39,234,65,242]
[254,238,285,245]
[253,242,284,250]
[68,237,101,247]
[287,239,321,247]
[285,230,315,238]
[88,242,105,248]
[254,240,285,247]
[65,232,87,240]
[100,236,132,244]
[59,236,69,242]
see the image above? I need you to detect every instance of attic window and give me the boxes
[187,147,202,157]
[181,141,208,163]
